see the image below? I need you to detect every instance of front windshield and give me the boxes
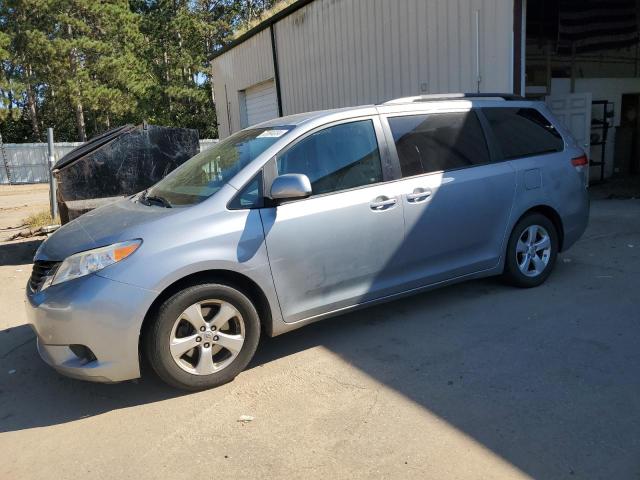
[146,126,292,206]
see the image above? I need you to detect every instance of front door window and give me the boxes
[276,120,383,195]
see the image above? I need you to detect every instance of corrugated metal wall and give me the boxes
[212,29,275,137]
[212,0,515,138]
[0,143,81,184]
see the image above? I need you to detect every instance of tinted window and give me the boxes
[277,120,383,195]
[482,107,564,159]
[388,111,490,177]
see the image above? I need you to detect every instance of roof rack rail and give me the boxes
[382,93,524,105]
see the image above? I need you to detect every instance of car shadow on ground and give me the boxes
[2,277,507,436]
[2,201,639,479]
[0,236,185,432]
[3,258,639,479]
[0,239,42,266]
[0,324,186,433]
[253,262,640,479]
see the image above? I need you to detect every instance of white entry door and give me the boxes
[244,80,279,127]
[545,92,592,158]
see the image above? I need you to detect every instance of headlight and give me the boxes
[42,239,142,290]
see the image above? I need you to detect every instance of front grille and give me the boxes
[29,260,61,292]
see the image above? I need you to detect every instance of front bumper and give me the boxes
[25,273,157,383]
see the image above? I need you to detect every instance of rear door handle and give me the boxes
[370,196,397,210]
[406,188,432,203]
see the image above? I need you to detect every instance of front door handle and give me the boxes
[370,196,397,211]
[406,188,432,203]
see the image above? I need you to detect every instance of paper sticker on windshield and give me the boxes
[258,129,288,138]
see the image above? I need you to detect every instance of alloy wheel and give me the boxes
[169,299,245,375]
[516,224,552,277]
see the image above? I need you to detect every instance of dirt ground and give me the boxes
[0,184,51,241]
[0,185,49,328]
[0,185,639,479]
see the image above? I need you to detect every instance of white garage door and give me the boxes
[244,80,279,127]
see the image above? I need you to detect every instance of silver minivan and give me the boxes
[26,94,590,390]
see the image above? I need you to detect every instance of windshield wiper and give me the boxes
[140,189,172,208]
[146,195,172,208]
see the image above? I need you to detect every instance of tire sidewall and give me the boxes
[505,214,558,288]
[146,283,260,390]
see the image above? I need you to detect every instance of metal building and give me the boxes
[211,0,518,138]
[211,0,640,181]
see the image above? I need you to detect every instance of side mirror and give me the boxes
[270,174,312,201]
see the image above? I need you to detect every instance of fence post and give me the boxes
[47,128,58,220]
[0,132,11,185]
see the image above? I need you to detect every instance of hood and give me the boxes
[35,197,179,261]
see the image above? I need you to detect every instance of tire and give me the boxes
[145,283,260,391]
[502,213,559,288]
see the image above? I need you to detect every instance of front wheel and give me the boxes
[503,213,559,288]
[145,283,261,390]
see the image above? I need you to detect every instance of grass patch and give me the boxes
[24,210,58,230]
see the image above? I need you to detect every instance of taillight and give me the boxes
[571,154,588,167]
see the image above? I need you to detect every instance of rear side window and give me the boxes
[388,111,490,177]
[482,107,564,159]
[277,120,383,195]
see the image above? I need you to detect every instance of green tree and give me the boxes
[132,0,243,138]
[0,0,54,141]
[0,0,278,142]
[45,0,151,141]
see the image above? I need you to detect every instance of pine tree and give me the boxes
[45,0,151,141]
[0,0,54,141]
[0,0,278,142]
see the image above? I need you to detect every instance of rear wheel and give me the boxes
[503,213,558,288]
[145,283,260,390]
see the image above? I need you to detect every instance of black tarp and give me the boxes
[53,124,199,223]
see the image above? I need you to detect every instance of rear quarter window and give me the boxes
[388,111,491,177]
[482,107,564,160]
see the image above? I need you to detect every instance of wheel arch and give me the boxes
[515,204,565,251]
[139,269,275,356]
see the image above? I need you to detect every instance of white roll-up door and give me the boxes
[244,80,279,127]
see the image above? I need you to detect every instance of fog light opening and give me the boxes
[69,345,97,364]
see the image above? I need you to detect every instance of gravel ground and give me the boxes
[0,195,639,480]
